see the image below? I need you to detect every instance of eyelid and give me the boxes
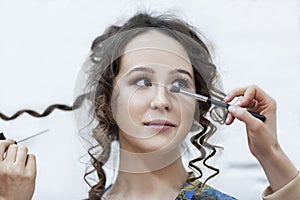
[171,78,188,88]
[126,71,194,88]
[171,75,194,86]
[172,69,194,80]
[129,73,152,86]
[137,78,152,87]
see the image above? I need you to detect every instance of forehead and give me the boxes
[119,30,193,74]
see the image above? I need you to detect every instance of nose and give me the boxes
[150,85,172,111]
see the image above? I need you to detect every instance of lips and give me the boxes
[143,120,176,131]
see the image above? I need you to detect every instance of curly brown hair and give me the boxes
[0,10,227,200]
[82,12,227,199]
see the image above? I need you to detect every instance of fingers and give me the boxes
[0,139,16,160]
[25,154,37,177]
[16,146,29,165]
[0,141,35,170]
[225,112,234,125]
[4,144,18,162]
[0,143,37,200]
[224,85,271,106]
[2,144,30,164]
[0,142,37,185]
[228,105,262,130]
[224,85,276,124]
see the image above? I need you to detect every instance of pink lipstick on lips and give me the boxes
[143,120,176,132]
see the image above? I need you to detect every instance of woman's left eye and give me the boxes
[172,78,189,88]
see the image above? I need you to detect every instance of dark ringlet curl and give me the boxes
[0,13,226,200]
[0,11,227,200]
[84,12,227,199]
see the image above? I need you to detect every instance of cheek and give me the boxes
[181,108,195,132]
[175,96,196,119]
[127,90,149,119]
[112,87,151,124]
[176,97,196,130]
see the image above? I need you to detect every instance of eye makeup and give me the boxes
[129,74,152,87]
[124,65,195,92]
[171,74,194,89]
[128,74,193,90]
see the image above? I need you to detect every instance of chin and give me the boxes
[134,136,183,154]
[119,127,188,153]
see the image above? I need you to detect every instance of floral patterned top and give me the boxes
[104,173,237,199]
[176,173,237,200]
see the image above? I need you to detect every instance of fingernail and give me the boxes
[224,95,229,101]
[225,116,230,123]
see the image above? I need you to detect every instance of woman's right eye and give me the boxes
[136,78,152,87]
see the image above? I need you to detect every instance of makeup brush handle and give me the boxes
[0,133,17,144]
[209,98,229,109]
[208,98,266,122]
[248,110,266,122]
[0,132,6,140]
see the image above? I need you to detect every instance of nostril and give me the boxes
[149,86,172,111]
[150,101,172,111]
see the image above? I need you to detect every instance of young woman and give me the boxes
[0,12,299,200]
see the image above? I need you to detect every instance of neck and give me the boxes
[118,145,185,173]
[107,148,188,199]
[116,159,188,199]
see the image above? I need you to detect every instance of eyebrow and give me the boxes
[169,69,193,79]
[125,67,155,77]
[125,67,193,79]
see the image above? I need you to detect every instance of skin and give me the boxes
[104,31,299,199]
[0,139,36,200]
[0,35,298,199]
[224,85,298,192]
[105,30,197,199]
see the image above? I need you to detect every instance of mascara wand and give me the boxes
[170,86,266,122]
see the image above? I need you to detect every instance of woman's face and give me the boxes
[111,30,196,153]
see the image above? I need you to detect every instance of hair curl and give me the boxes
[84,12,227,199]
[0,11,227,200]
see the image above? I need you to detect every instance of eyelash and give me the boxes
[172,77,190,89]
[130,75,191,89]
[131,75,152,87]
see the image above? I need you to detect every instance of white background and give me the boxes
[0,0,299,199]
